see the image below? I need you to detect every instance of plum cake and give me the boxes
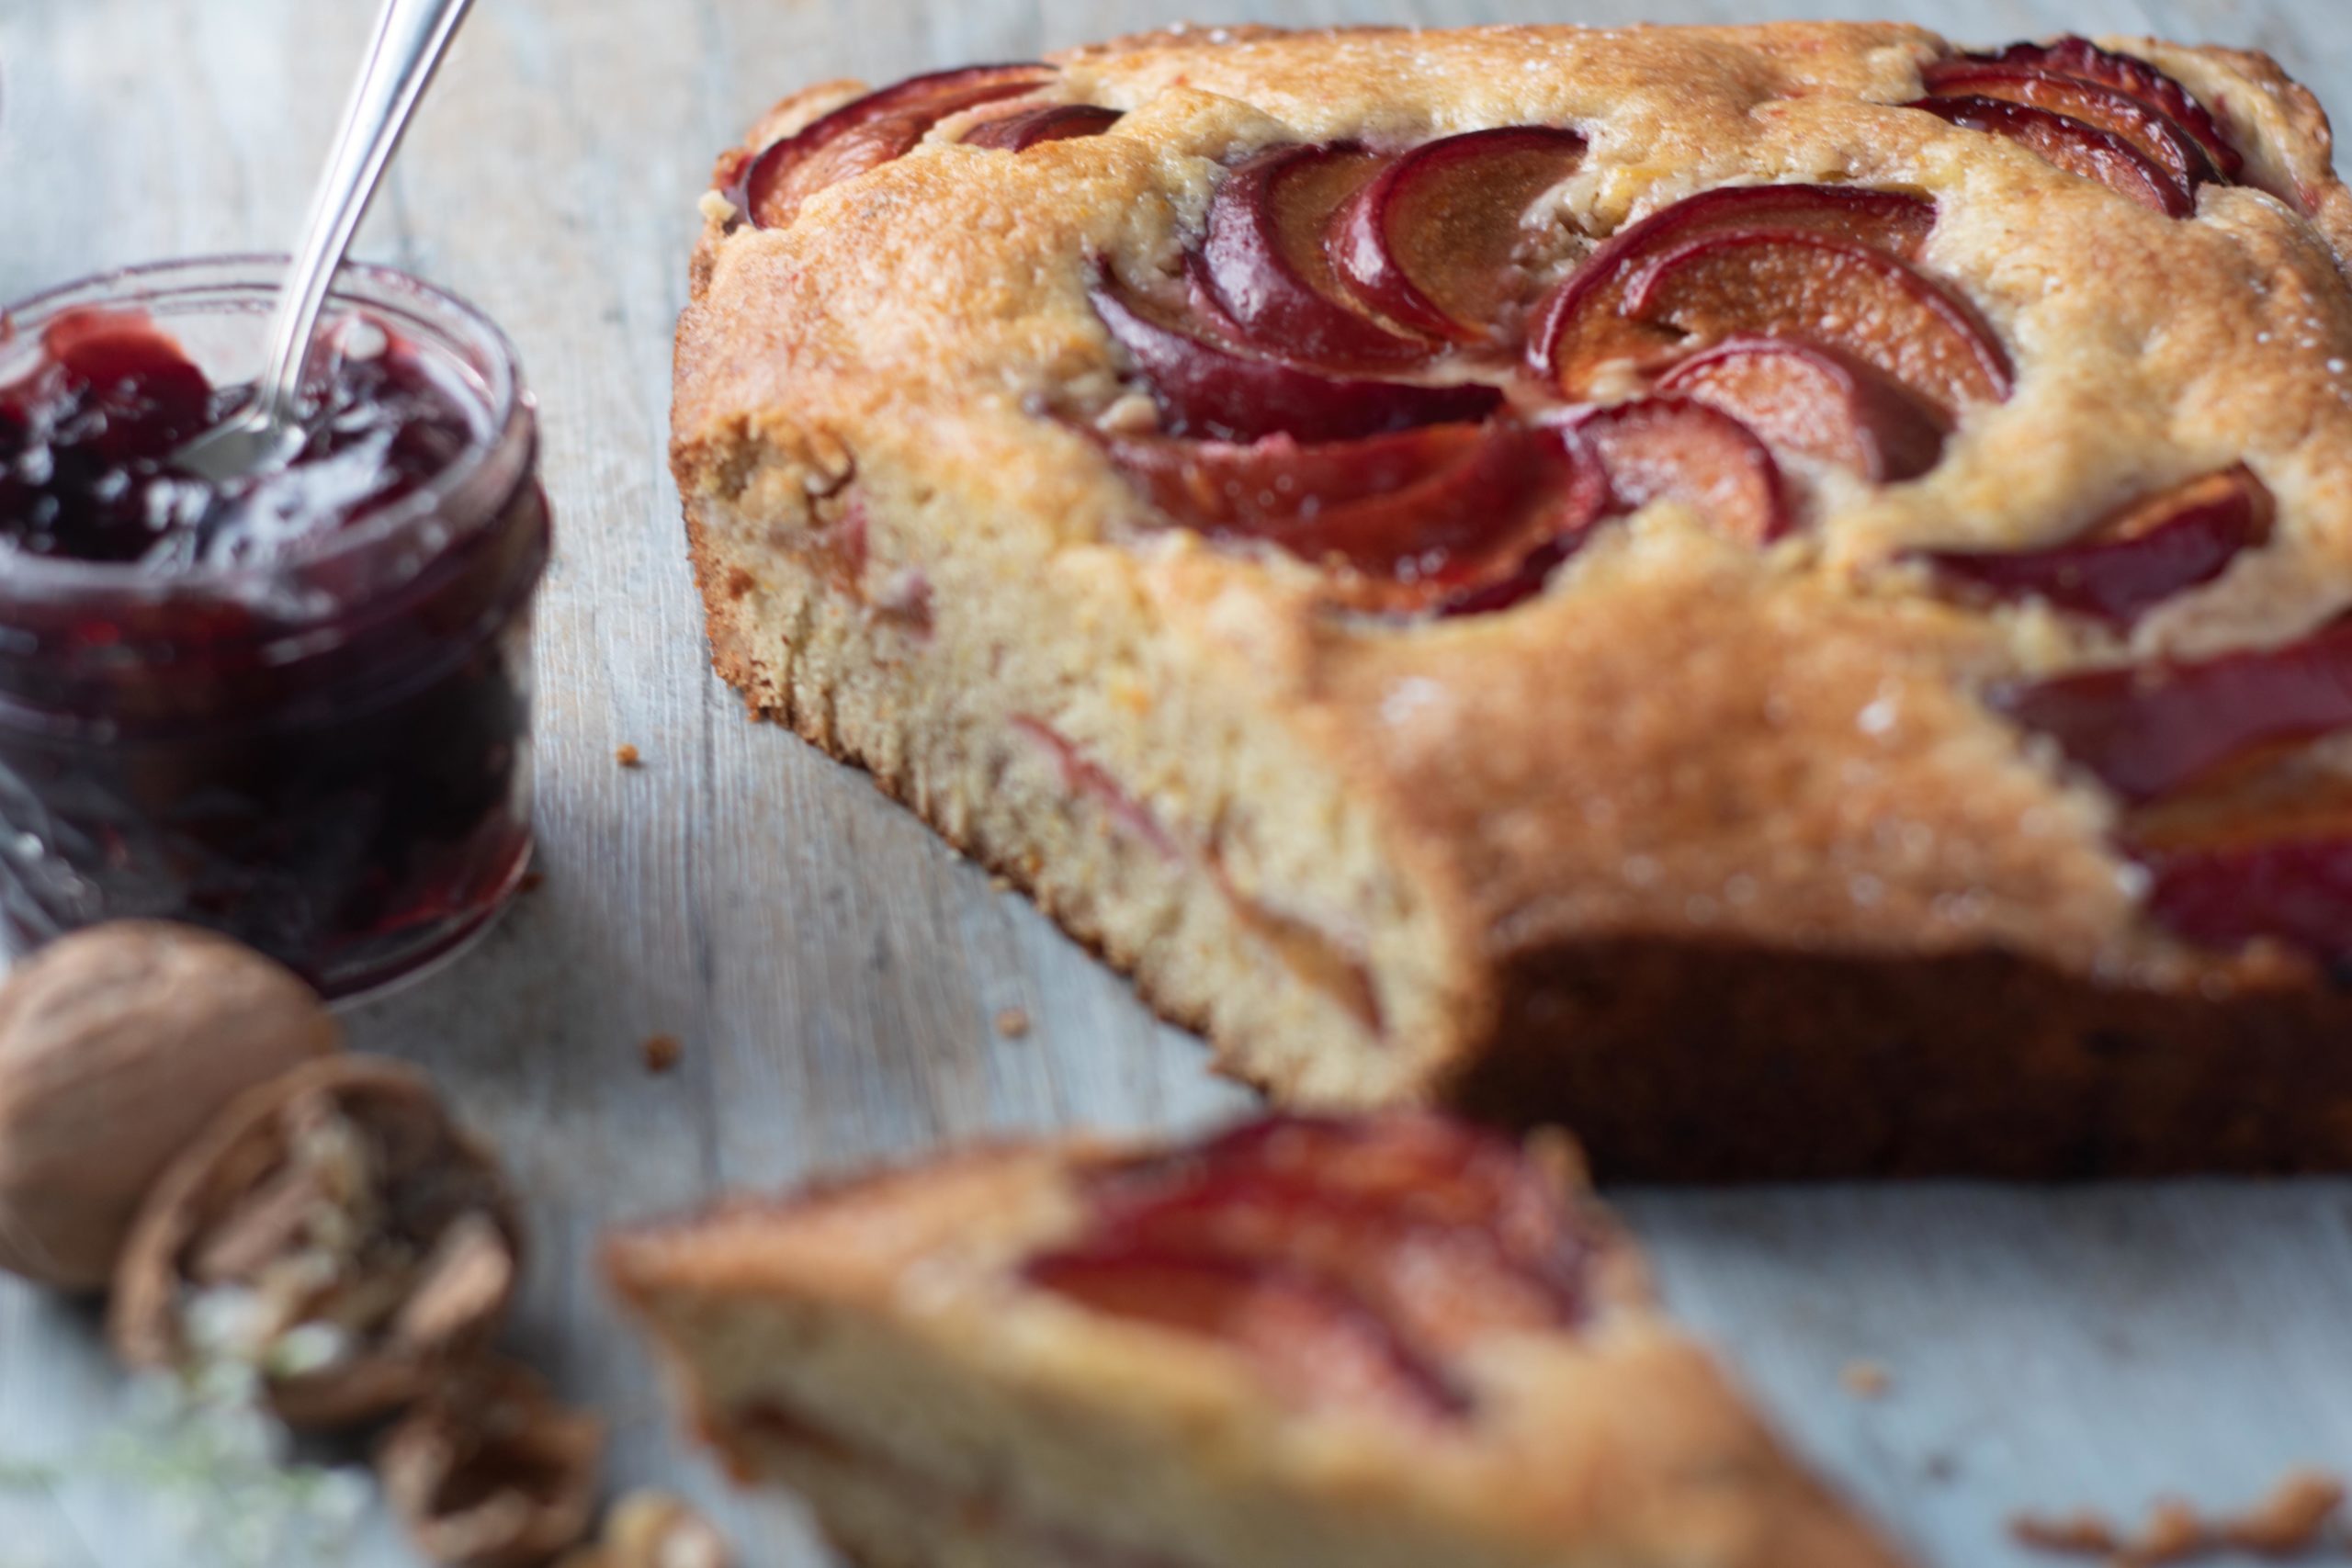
[609,1111,1907,1568]
[673,23,2352,1176]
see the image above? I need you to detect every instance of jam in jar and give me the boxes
[0,257,551,997]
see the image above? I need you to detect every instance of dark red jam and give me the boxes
[0,265,549,997]
[1,310,480,569]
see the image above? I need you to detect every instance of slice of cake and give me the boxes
[674,22,2352,1177]
[608,1112,1907,1568]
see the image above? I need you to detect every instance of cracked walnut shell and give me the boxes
[108,1055,523,1428]
[379,1359,606,1568]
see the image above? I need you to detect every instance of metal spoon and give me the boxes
[175,0,478,483]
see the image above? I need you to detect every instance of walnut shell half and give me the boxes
[379,1359,605,1568]
[108,1055,522,1428]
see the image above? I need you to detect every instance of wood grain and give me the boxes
[5,2,2352,1564]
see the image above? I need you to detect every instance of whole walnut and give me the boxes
[0,922,340,1289]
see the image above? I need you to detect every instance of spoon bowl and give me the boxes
[174,406,311,486]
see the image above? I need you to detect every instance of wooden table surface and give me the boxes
[6,0,2352,1563]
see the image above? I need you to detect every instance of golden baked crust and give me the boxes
[673,23,2352,1175]
[607,1120,1908,1568]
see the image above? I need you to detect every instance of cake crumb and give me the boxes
[2009,1509,2120,1557]
[641,1033,684,1075]
[1840,1360,1891,1398]
[2011,1471,2347,1565]
[2222,1470,2345,1555]
[616,744,643,768]
[988,874,1012,893]
[993,1007,1031,1039]
[2125,1498,2205,1564]
[518,870,548,895]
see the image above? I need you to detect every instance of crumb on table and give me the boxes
[1840,1360,1892,1398]
[641,1033,684,1074]
[616,744,642,768]
[2010,1510,2121,1557]
[2010,1468,2347,1565]
[519,870,548,895]
[2128,1499,2204,1564]
[2222,1469,2346,1555]
[993,1007,1031,1040]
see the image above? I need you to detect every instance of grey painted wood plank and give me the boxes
[6,1,2352,1564]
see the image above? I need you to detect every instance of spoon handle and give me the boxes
[253,0,478,426]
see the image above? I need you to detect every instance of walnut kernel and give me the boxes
[109,1055,521,1428]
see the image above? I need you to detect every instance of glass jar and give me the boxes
[0,256,551,998]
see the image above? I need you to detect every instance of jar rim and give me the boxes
[0,254,534,603]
